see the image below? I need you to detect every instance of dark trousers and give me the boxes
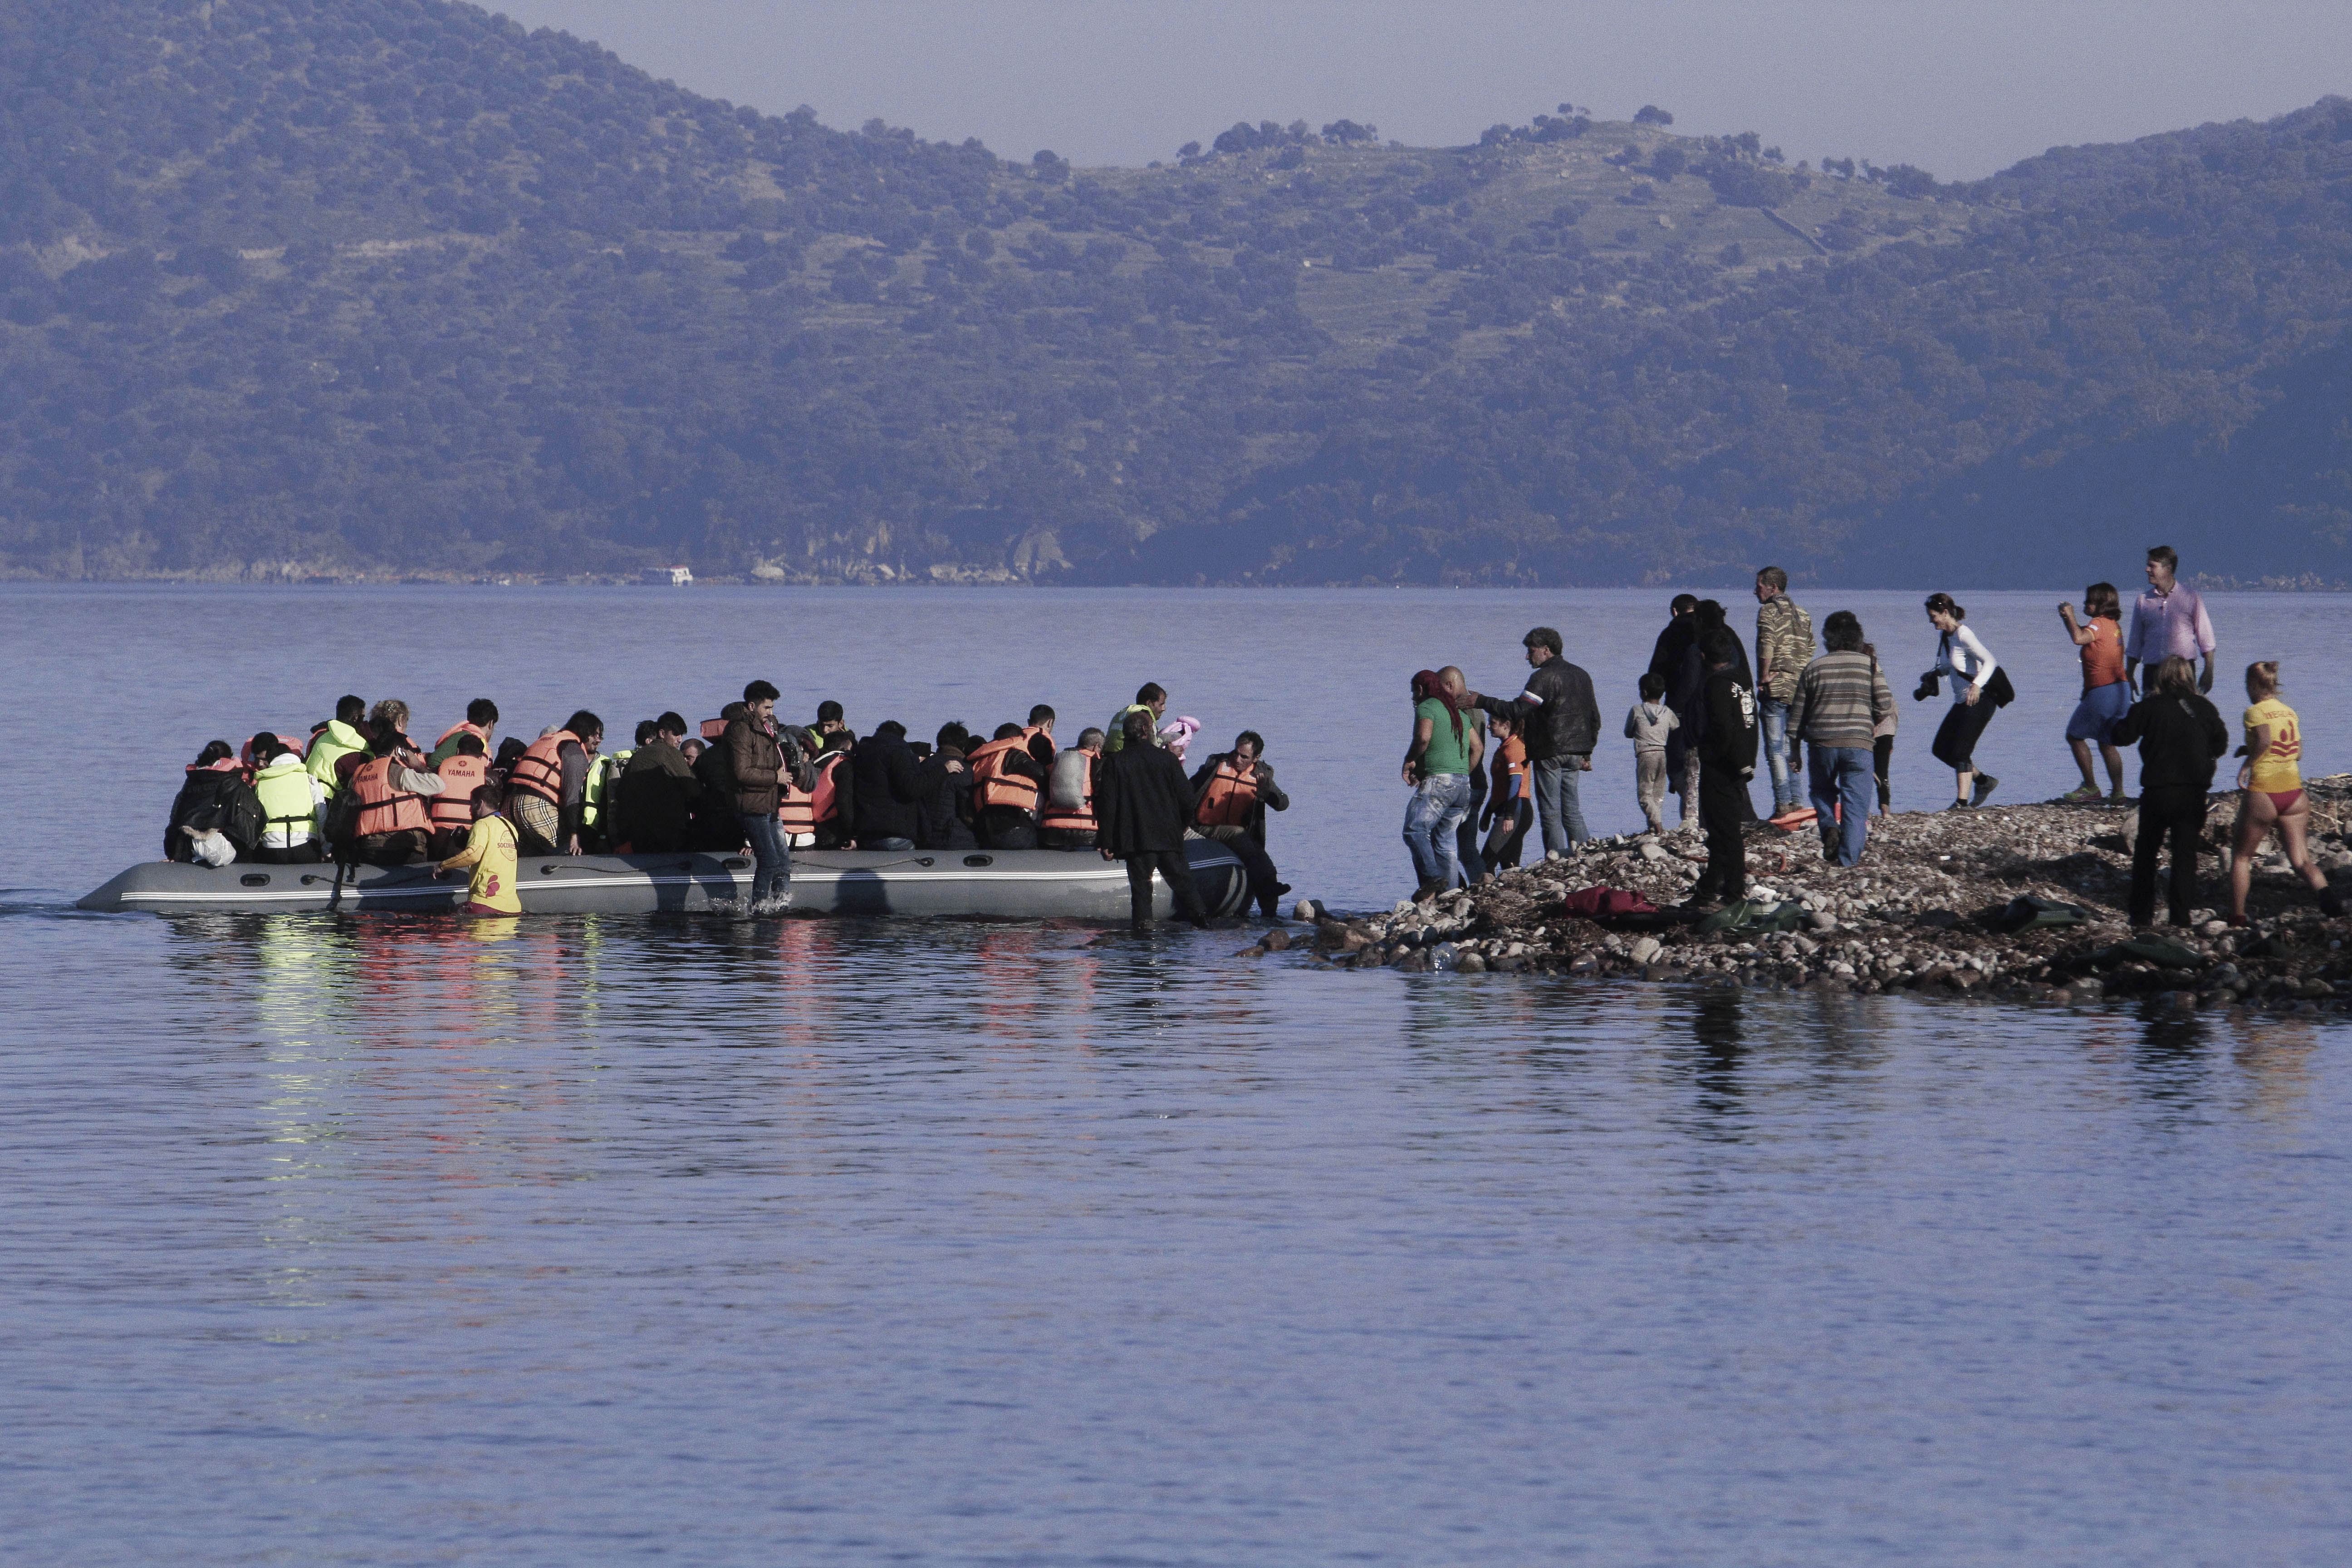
[1223,833,1283,916]
[980,811,1038,851]
[249,843,323,864]
[1482,799,1533,872]
[1693,764,1747,904]
[1039,826,1097,850]
[1873,734,1895,810]
[1455,770,1488,884]
[353,829,429,867]
[1931,700,1997,774]
[2131,785,2208,926]
[1123,849,1207,930]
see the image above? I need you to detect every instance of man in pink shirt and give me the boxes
[2125,544,2217,695]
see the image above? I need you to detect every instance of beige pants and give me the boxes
[1636,750,1668,835]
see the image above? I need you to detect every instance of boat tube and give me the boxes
[77,838,1251,920]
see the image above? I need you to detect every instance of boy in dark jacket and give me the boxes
[914,724,979,850]
[1690,632,1759,908]
[850,721,926,848]
[2112,654,2230,926]
[166,740,264,862]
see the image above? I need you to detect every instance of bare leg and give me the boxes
[2276,803,2329,894]
[1954,767,1974,806]
[2100,743,2126,794]
[2068,737,2098,790]
[2230,789,2279,921]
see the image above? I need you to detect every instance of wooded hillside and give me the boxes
[4,0,2351,585]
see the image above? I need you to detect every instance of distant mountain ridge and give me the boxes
[4,0,2352,585]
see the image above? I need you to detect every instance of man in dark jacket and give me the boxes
[1690,631,1759,909]
[975,722,1050,850]
[1096,710,1210,933]
[615,714,701,854]
[850,720,924,849]
[1467,626,1602,857]
[1190,731,1291,917]
[1649,595,1700,825]
[724,681,791,906]
[2112,654,2230,927]
[914,723,978,850]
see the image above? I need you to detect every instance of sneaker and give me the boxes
[2107,788,2129,802]
[1944,799,1973,812]
[1972,774,2000,806]
[2062,784,2102,803]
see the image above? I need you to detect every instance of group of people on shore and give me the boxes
[163,681,1292,929]
[1405,544,2336,929]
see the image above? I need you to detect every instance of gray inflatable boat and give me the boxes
[78,838,1252,920]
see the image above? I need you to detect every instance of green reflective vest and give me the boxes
[581,750,625,830]
[252,759,318,842]
[305,720,367,795]
[1102,704,1156,753]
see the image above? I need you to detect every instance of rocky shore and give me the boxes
[1280,777,2352,1015]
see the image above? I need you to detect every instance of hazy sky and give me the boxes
[488,0,2352,179]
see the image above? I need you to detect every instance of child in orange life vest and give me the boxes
[438,784,522,915]
[1479,709,1536,873]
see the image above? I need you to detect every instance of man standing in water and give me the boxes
[1096,710,1209,934]
[1465,628,1601,856]
[2125,545,2217,696]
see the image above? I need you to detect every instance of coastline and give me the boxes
[1299,777,2352,1014]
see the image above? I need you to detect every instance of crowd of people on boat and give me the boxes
[1407,544,2337,930]
[163,680,1291,926]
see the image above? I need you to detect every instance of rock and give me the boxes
[1233,945,1267,958]
[1432,943,1459,970]
[1342,928,1373,951]
[1262,928,1291,952]
[1640,841,1670,862]
[1630,936,1662,965]
[1292,898,1325,922]
[1804,911,1838,932]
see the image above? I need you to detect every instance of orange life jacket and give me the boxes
[701,717,729,740]
[431,753,490,829]
[1040,747,1098,833]
[508,730,578,805]
[969,736,1041,814]
[435,720,492,754]
[777,772,814,833]
[1194,756,1263,828]
[352,756,431,838]
[810,752,846,823]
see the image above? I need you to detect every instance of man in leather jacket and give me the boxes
[1466,626,1602,856]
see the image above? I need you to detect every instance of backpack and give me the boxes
[322,783,365,858]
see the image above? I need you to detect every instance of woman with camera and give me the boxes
[1918,593,2010,810]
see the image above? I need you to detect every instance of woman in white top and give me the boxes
[1920,592,2003,809]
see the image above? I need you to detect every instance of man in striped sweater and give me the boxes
[1788,610,1895,867]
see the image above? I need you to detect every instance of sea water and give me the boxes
[4,583,2349,1563]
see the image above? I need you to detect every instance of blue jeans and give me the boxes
[739,812,792,903]
[1530,756,1590,855]
[1402,774,1473,887]
[1759,697,1796,810]
[1807,746,1873,867]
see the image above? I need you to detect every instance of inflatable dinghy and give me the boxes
[78,838,1251,920]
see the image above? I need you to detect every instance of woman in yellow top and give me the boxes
[438,784,522,915]
[2229,661,2337,924]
